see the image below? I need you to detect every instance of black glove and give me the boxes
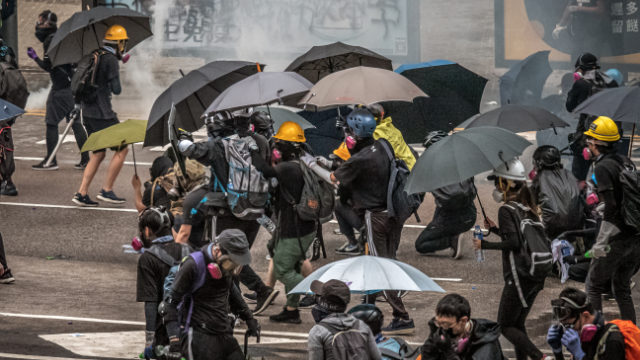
[165,341,182,360]
[422,319,459,360]
[246,317,261,337]
[177,128,193,142]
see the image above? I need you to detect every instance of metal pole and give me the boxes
[45,106,80,167]
[131,143,137,176]
[628,123,635,158]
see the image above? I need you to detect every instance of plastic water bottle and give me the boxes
[474,225,485,263]
[256,214,276,234]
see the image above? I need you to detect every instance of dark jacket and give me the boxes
[422,318,505,360]
[532,168,583,238]
[593,153,635,233]
[35,33,73,91]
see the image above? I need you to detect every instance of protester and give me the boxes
[131,156,173,212]
[0,232,14,284]
[582,116,640,323]
[307,279,381,360]
[330,108,414,334]
[473,158,549,360]
[415,131,476,259]
[368,104,416,170]
[135,206,190,359]
[422,293,505,359]
[72,25,130,206]
[29,10,88,171]
[547,287,629,360]
[160,229,260,360]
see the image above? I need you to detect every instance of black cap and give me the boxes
[215,229,251,266]
[311,279,351,312]
[575,53,599,70]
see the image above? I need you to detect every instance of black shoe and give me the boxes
[381,318,415,335]
[336,243,361,256]
[97,189,126,204]
[269,307,301,324]
[298,294,316,309]
[244,291,258,304]
[72,193,98,207]
[74,160,88,170]
[32,160,58,171]
[254,287,279,315]
[0,269,15,284]
[1,182,17,196]
[450,234,463,260]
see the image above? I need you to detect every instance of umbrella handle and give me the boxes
[131,143,137,176]
[472,182,488,221]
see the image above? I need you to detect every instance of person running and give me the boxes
[0,232,14,284]
[72,25,129,206]
[472,158,549,360]
[28,10,88,171]
[582,116,640,323]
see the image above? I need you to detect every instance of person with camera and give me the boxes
[160,229,260,360]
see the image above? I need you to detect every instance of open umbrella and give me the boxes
[384,60,488,143]
[46,7,152,67]
[81,119,146,174]
[255,106,315,131]
[205,72,313,114]
[289,255,445,295]
[144,61,261,147]
[299,66,428,109]
[462,105,569,133]
[406,126,532,194]
[285,41,392,83]
[0,99,25,122]
[500,51,552,106]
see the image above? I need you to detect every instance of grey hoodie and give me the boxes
[308,313,381,360]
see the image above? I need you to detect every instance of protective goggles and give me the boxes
[551,297,588,323]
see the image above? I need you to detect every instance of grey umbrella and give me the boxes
[406,126,532,194]
[500,51,552,106]
[255,106,315,131]
[462,105,569,133]
[0,99,25,122]
[144,61,261,147]
[46,7,152,67]
[205,72,313,114]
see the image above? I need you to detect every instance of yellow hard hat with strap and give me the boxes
[274,121,306,143]
[105,25,128,41]
[584,116,620,142]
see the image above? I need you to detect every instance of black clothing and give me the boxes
[0,119,15,183]
[497,279,543,360]
[481,206,523,282]
[0,232,7,269]
[181,187,208,248]
[35,33,73,91]
[335,200,363,246]
[582,322,626,360]
[142,181,170,209]
[186,330,244,360]
[44,89,87,164]
[422,318,505,360]
[593,153,633,231]
[82,50,120,120]
[273,160,316,238]
[136,242,185,302]
[531,168,583,238]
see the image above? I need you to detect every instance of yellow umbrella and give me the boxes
[81,119,147,174]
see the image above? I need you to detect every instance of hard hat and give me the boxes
[490,158,526,182]
[274,121,306,143]
[584,116,620,142]
[346,108,376,138]
[333,142,351,161]
[104,25,128,41]
[348,304,383,335]
[532,145,561,170]
[423,130,448,149]
[605,68,623,86]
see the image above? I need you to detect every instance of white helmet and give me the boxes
[491,158,526,182]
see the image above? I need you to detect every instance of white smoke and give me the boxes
[25,84,51,111]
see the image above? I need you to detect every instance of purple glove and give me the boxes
[27,47,38,60]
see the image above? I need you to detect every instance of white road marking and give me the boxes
[431,277,463,282]
[0,312,144,325]
[0,353,92,360]
[327,219,427,229]
[14,156,152,167]
[35,135,77,145]
[0,202,138,213]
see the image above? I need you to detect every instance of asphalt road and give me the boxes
[1,112,638,360]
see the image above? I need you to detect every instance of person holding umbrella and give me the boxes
[72,25,129,206]
[28,10,89,171]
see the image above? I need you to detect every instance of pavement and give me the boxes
[1,112,639,360]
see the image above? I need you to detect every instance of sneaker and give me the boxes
[269,307,301,324]
[72,193,98,207]
[381,318,415,335]
[298,294,316,309]
[243,292,258,304]
[335,241,350,252]
[0,269,15,284]
[74,160,88,170]
[97,189,126,204]
[450,234,464,260]
[336,243,361,256]
[0,182,17,196]
[254,287,279,315]
[32,160,58,171]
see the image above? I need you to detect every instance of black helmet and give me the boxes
[423,130,448,149]
[251,111,273,130]
[533,145,561,170]
[575,53,599,71]
[347,304,383,335]
[205,111,234,137]
[138,206,172,235]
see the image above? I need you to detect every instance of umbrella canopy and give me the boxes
[299,66,428,109]
[462,104,569,133]
[500,51,552,106]
[0,99,25,122]
[406,126,532,194]
[144,61,261,147]
[82,119,146,152]
[285,41,392,83]
[384,60,488,143]
[205,72,313,114]
[47,7,152,67]
[572,86,640,123]
[255,106,315,131]
[289,255,445,295]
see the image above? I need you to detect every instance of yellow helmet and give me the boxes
[333,142,351,161]
[274,121,306,143]
[104,25,128,41]
[584,116,620,142]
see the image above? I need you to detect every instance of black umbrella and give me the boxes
[285,41,392,83]
[46,7,152,67]
[383,60,488,144]
[144,61,262,147]
[500,51,552,106]
[462,105,569,133]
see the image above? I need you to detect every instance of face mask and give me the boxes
[345,135,356,150]
[311,304,331,323]
[528,169,537,180]
[573,72,583,82]
[131,236,144,251]
[580,323,598,343]
[271,148,282,162]
[586,193,599,206]
[207,262,223,280]
[582,147,592,161]
[492,189,504,203]
[456,336,470,353]
[35,27,54,43]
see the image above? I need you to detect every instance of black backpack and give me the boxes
[378,138,422,223]
[0,62,29,108]
[282,160,335,224]
[617,161,640,233]
[71,49,107,103]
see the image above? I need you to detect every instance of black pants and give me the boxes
[216,216,269,295]
[415,205,476,254]
[187,329,243,360]
[586,235,640,323]
[0,232,7,269]
[0,120,14,183]
[334,200,363,246]
[45,88,88,163]
[497,279,544,360]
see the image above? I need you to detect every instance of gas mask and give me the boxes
[582,147,592,161]
[345,135,357,150]
[492,189,505,203]
[580,323,598,343]
[206,244,239,279]
[271,148,282,162]
[311,304,331,323]
[35,26,55,43]
[528,169,537,180]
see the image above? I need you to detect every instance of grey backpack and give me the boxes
[319,321,371,360]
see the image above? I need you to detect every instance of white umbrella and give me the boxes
[289,255,445,295]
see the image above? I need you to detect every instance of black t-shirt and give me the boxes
[274,160,316,238]
[181,187,208,248]
[136,241,186,303]
[142,181,171,209]
[333,140,390,213]
[583,323,625,360]
[82,49,119,119]
[481,203,525,282]
[593,153,633,232]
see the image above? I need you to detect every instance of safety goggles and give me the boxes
[551,297,587,325]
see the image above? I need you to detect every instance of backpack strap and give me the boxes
[182,250,208,333]
[594,324,620,360]
[503,203,529,308]
[146,245,179,267]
